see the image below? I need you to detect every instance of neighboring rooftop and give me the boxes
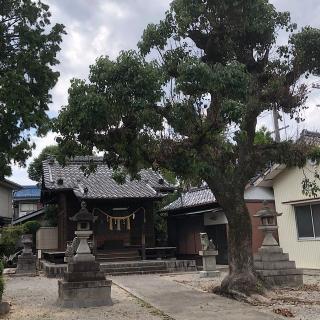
[12,208,45,225]
[42,157,173,200]
[298,129,320,145]
[161,187,216,212]
[0,179,21,190]
[13,185,41,200]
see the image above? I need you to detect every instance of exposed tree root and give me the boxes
[213,271,265,302]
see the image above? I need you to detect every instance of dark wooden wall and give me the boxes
[56,192,156,251]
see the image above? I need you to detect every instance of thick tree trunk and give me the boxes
[209,184,259,296]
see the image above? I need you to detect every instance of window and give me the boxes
[295,203,320,239]
[19,203,38,217]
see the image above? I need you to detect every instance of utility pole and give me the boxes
[271,105,289,142]
[272,106,281,143]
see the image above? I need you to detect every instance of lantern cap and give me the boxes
[69,201,97,222]
[253,200,282,218]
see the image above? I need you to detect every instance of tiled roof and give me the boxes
[162,187,216,212]
[42,157,172,200]
[13,185,41,200]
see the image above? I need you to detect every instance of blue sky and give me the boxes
[10,0,320,185]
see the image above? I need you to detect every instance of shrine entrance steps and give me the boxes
[40,259,197,278]
[95,248,141,263]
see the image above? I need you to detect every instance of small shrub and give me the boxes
[0,225,24,256]
[23,221,41,235]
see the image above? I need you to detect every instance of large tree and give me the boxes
[0,0,65,177]
[55,0,320,294]
[28,145,60,182]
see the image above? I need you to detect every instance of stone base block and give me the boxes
[258,273,303,287]
[58,279,112,308]
[0,302,10,315]
[254,246,303,287]
[16,255,37,275]
[199,270,220,278]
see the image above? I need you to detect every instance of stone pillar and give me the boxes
[15,234,37,276]
[199,233,220,278]
[199,249,220,278]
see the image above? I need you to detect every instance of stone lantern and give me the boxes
[69,201,97,262]
[15,234,37,275]
[58,201,112,308]
[253,200,303,287]
[253,200,282,247]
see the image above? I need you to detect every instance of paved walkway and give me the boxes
[112,274,280,320]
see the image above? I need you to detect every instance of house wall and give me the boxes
[0,185,13,218]
[273,164,320,269]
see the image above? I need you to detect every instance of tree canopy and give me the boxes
[55,0,320,294]
[28,145,60,182]
[0,0,65,177]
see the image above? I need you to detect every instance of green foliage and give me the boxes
[44,205,58,227]
[254,126,273,145]
[28,145,60,182]
[0,0,65,177]
[0,225,24,256]
[23,221,41,235]
[0,221,40,257]
[153,192,180,244]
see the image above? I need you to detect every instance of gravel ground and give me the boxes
[2,276,165,320]
[161,272,320,320]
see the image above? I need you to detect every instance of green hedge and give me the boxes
[0,221,41,257]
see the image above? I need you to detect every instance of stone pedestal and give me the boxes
[15,234,37,276]
[254,245,303,287]
[199,250,220,278]
[58,261,112,308]
[58,229,112,308]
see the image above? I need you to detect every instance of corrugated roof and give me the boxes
[42,157,172,200]
[162,187,216,212]
[13,185,41,200]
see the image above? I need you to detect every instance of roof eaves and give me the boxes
[0,179,21,190]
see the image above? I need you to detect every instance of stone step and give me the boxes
[100,261,166,269]
[106,269,168,276]
[97,249,139,254]
[102,265,167,275]
[96,252,139,258]
[256,268,303,277]
[96,256,141,263]
[254,253,289,262]
[254,260,296,270]
[258,247,284,254]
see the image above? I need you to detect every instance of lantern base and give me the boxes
[254,246,303,287]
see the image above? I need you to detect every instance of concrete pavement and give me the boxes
[112,274,280,320]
